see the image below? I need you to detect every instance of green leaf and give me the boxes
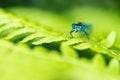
[64,38,83,45]
[73,42,91,50]
[60,42,78,58]
[107,59,120,75]
[21,33,47,43]
[92,54,106,71]
[101,32,116,48]
[5,28,35,40]
[33,36,65,45]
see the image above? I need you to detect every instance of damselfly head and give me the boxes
[72,23,76,29]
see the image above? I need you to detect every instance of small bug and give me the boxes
[69,22,92,39]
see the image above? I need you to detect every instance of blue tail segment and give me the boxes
[85,23,92,33]
[85,24,92,29]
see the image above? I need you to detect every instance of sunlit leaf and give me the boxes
[107,59,120,75]
[74,42,91,50]
[60,42,78,58]
[101,32,116,48]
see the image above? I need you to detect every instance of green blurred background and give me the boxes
[0,0,120,13]
[0,1,120,80]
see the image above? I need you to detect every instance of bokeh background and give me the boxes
[0,0,120,80]
[0,0,120,13]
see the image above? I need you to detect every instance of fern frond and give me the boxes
[0,39,119,80]
[101,32,116,48]
[60,42,78,58]
[0,8,120,60]
[0,9,66,44]
[5,28,35,41]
